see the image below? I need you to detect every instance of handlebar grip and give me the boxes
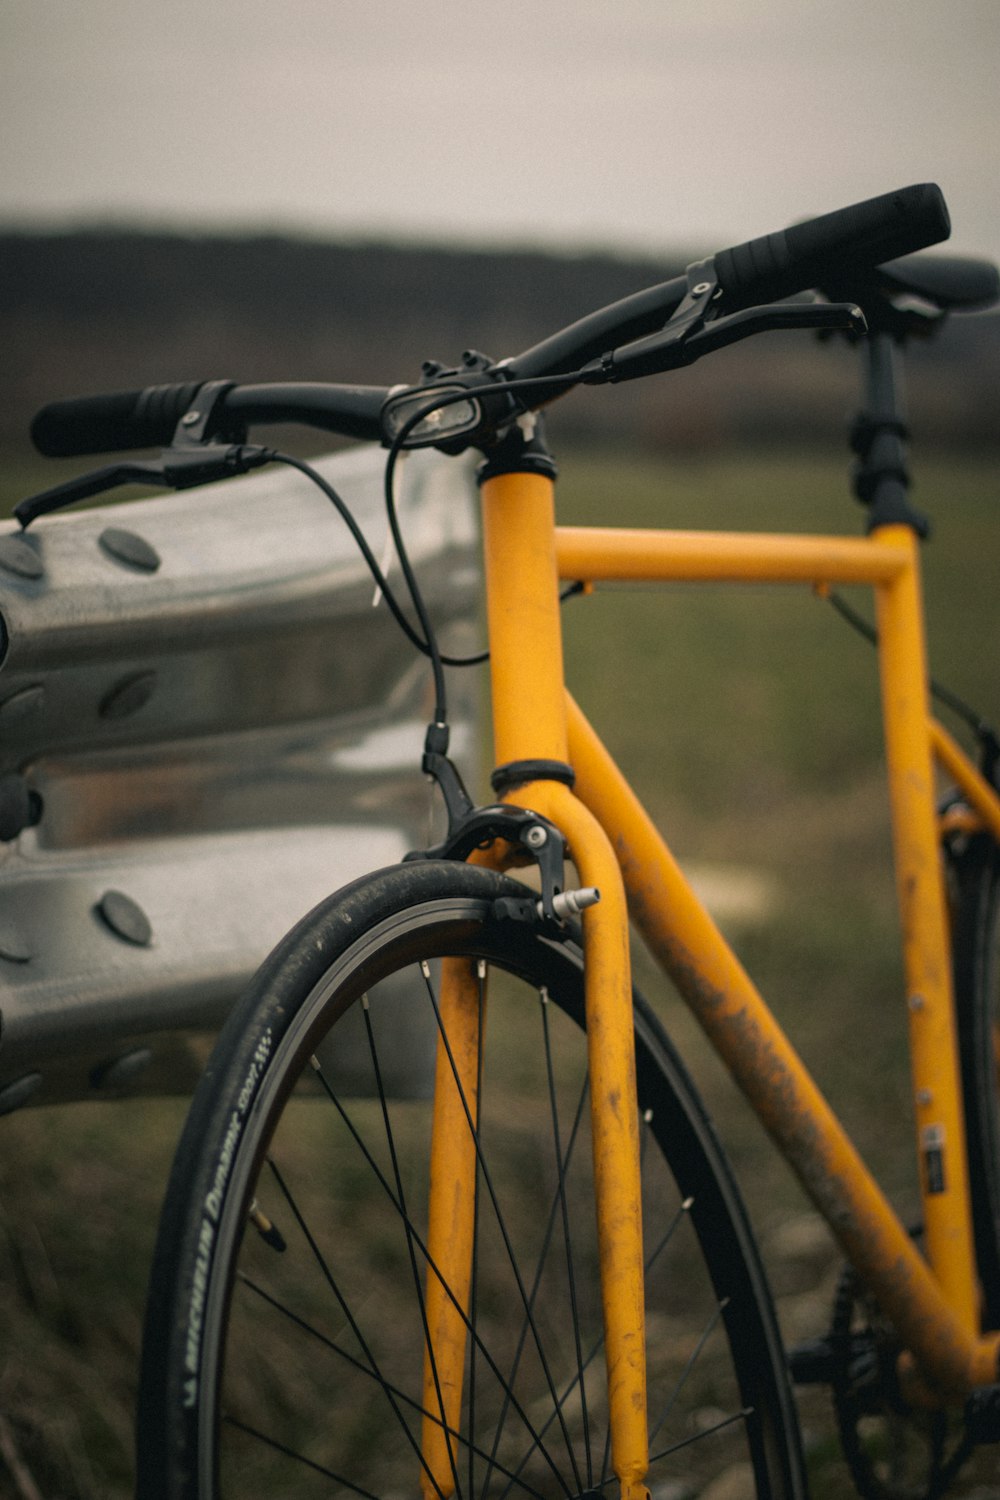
[714,184,950,310]
[30,381,207,457]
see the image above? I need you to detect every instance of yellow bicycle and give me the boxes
[20,183,1000,1498]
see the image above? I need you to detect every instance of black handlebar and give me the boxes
[714,183,950,310]
[29,183,954,461]
[30,381,207,458]
[30,380,391,458]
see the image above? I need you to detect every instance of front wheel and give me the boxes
[137,861,804,1498]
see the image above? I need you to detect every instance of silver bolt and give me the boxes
[181,409,201,426]
[908,994,925,1012]
[692,281,712,294]
[916,1088,933,1107]
[524,824,547,849]
[536,887,601,922]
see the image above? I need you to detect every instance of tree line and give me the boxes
[1,228,996,456]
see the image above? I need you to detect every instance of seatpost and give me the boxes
[851,331,929,536]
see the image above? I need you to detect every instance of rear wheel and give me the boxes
[137,861,804,1498]
[946,821,1000,1327]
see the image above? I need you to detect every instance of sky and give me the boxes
[2,0,998,266]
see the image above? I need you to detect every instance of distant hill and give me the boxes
[1,228,996,456]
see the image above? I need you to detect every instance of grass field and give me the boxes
[1,442,998,1496]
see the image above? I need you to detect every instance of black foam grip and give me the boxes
[30,381,206,456]
[714,184,950,310]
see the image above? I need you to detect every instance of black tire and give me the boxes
[947,823,1000,1328]
[137,861,804,1498]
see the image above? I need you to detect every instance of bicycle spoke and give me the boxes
[421,961,582,1497]
[482,1036,592,1500]
[361,991,462,1500]
[264,1156,440,1495]
[503,1176,696,1498]
[540,985,593,1485]
[468,959,487,1500]
[648,1406,753,1466]
[311,1061,567,1491]
[236,1274,551,1499]
[648,1297,730,1451]
[223,1413,382,1497]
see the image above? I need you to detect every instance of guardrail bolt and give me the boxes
[0,1074,42,1115]
[96,890,153,947]
[91,1047,154,1092]
[0,686,46,724]
[99,670,156,721]
[0,926,31,964]
[0,536,44,580]
[98,527,161,573]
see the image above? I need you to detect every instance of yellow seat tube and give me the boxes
[421,956,484,1500]
[874,525,980,1338]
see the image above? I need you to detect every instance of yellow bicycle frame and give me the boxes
[420,462,1000,1500]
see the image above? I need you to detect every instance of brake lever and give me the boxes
[582,299,867,384]
[14,444,273,529]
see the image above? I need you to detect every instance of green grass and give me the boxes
[1,442,998,1495]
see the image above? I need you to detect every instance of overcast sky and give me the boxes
[2,1,998,265]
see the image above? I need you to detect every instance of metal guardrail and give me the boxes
[0,446,481,1110]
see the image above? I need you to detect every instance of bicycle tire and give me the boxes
[947,823,1000,1328]
[136,860,805,1498]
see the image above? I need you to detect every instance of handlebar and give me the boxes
[31,381,391,458]
[29,183,952,463]
[714,182,949,309]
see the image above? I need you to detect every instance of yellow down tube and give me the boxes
[565,691,1000,1397]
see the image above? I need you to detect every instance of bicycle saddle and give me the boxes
[821,251,999,322]
[872,252,1000,311]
